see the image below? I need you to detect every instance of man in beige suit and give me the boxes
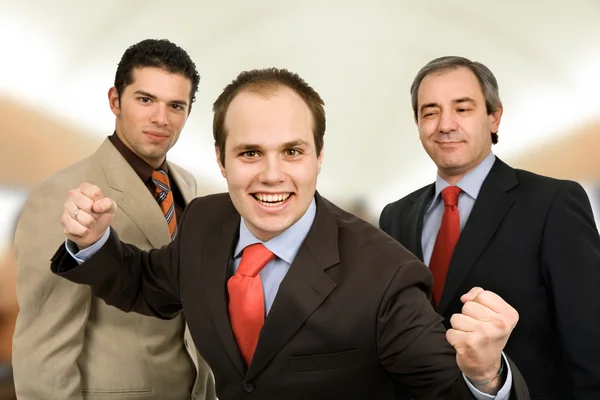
[12,39,215,400]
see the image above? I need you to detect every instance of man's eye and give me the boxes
[285,149,302,156]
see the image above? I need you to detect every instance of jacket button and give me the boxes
[241,382,254,392]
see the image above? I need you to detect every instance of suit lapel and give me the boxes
[168,162,196,205]
[201,207,247,377]
[438,159,518,313]
[96,140,171,249]
[246,194,338,381]
[405,185,435,261]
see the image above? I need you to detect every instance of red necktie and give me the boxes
[151,170,177,240]
[429,186,462,308]
[227,243,275,366]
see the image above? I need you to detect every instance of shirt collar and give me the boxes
[109,131,168,183]
[427,152,496,213]
[234,197,317,264]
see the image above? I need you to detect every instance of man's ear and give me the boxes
[108,87,120,116]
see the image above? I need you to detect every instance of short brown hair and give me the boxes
[410,56,502,144]
[213,67,326,165]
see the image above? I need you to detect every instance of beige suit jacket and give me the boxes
[12,139,216,400]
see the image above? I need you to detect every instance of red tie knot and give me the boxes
[441,186,462,207]
[238,243,275,277]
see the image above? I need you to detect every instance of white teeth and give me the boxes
[255,193,291,204]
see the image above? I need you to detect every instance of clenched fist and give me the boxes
[61,183,117,249]
[446,287,519,392]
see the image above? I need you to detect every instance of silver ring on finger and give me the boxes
[74,206,79,221]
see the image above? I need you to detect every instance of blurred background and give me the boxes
[1,0,599,397]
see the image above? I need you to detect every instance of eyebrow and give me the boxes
[231,143,261,153]
[281,140,310,148]
[419,102,439,115]
[419,97,477,115]
[230,139,310,154]
[452,97,477,105]
[134,90,188,107]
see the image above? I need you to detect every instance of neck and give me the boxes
[438,151,491,184]
[115,128,165,169]
[438,168,472,185]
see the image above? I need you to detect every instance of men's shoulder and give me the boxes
[167,160,195,182]
[26,153,100,202]
[184,192,236,221]
[512,167,581,197]
[15,152,102,245]
[324,199,419,264]
[381,185,432,218]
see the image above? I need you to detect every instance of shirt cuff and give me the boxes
[463,352,512,400]
[65,228,110,264]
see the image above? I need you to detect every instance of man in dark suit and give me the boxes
[51,68,529,399]
[379,56,600,400]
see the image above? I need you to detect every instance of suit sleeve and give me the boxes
[377,258,469,399]
[377,259,529,399]
[50,221,183,320]
[12,192,90,400]
[378,203,392,232]
[541,181,600,398]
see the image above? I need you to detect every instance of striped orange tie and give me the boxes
[152,169,177,240]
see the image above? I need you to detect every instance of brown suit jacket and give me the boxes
[51,192,529,399]
[13,139,215,400]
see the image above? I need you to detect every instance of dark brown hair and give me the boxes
[114,39,200,109]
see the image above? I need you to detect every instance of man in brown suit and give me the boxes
[51,68,529,399]
[12,39,215,400]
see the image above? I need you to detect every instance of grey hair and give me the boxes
[410,56,502,143]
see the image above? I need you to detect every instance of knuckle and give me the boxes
[495,317,510,333]
[450,314,459,326]
[462,301,475,314]
[464,334,479,349]
[478,290,491,302]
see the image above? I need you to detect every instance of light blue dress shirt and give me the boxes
[422,151,496,266]
[231,197,316,315]
[68,192,511,397]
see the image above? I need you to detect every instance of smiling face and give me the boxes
[216,86,323,241]
[416,67,502,183]
[109,66,192,168]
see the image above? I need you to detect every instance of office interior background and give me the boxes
[1,0,599,395]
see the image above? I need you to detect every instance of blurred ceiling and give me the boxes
[2,0,600,214]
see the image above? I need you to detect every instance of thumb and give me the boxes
[92,198,117,214]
